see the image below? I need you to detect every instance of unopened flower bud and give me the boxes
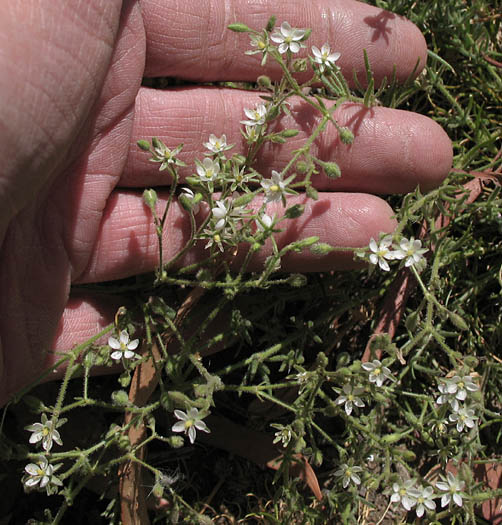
[339,127,354,144]
[143,189,158,210]
[112,390,130,406]
[281,129,299,138]
[310,242,334,255]
[257,75,273,89]
[292,58,308,72]
[227,23,251,32]
[287,273,308,287]
[322,161,341,179]
[284,204,305,218]
[137,139,151,151]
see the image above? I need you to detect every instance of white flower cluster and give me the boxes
[365,235,428,272]
[23,413,65,493]
[436,373,479,433]
[390,473,465,517]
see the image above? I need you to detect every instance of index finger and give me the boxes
[139,0,427,84]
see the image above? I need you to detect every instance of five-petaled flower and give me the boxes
[196,157,220,182]
[392,236,428,269]
[362,359,395,387]
[368,236,395,271]
[241,103,267,127]
[335,384,365,416]
[24,458,62,492]
[449,406,478,432]
[25,413,63,452]
[447,375,479,401]
[261,170,287,203]
[203,134,233,154]
[436,471,465,508]
[311,44,340,73]
[390,479,418,511]
[412,485,436,518]
[108,330,140,361]
[172,408,210,444]
[271,22,307,54]
[334,463,363,488]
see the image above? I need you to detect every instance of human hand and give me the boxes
[0,0,452,405]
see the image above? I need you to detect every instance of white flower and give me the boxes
[392,237,428,269]
[271,22,306,54]
[436,382,461,412]
[311,44,340,73]
[196,157,220,182]
[361,359,395,387]
[448,375,479,401]
[203,134,233,154]
[436,471,465,507]
[243,124,261,142]
[172,408,210,444]
[335,384,365,416]
[248,32,269,53]
[390,479,418,511]
[211,200,230,231]
[449,406,478,432]
[272,426,292,448]
[108,330,140,361]
[334,463,363,488]
[24,458,62,491]
[368,236,395,271]
[180,187,200,214]
[25,414,63,452]
[203,228,230,252]
[413,485,436,518]
[261,170,287,203]
[255,213,274,231]
[240,103,267,127]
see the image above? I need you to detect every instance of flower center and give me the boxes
[36,468,45,476]
[270,184,280,192]
[214,234,221,243]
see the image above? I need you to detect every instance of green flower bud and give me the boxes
[143,188,158,210]
[284,204,305,218]
[296,161,308,174]
[227,23,251,32]
[281,129,299,138]
[233,192,255,208]
[168,435,185,448]
[448,311,469,331]
[292,58,308,73]
[137,139,151,151]
[339,127,355,144]
[310,242,335,255]
[265,16,276,32]
[179,194,193,212]
[305,185,318,200]
[322,161,341,179]
[111,390,130,406]
[257,75,273,89]
[287,273,308,288]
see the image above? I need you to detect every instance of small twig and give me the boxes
[482,52,502,68]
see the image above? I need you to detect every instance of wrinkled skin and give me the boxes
[0,0,452,405]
